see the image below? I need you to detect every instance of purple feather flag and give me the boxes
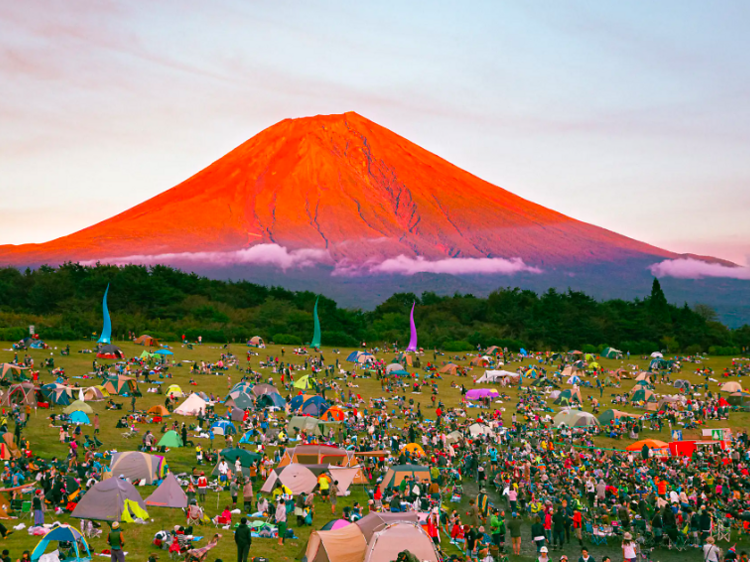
[406,301,418,352]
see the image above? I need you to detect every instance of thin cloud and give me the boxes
[649,258,750,280]
[335,255,542,276]
[82,244,332,270]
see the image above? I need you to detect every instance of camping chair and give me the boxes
[185,534,221,562]
[186,505,204,527]
[212,513,231,527]
[122,427,138,439]
[715,518,732,542]
[21,500,32,520]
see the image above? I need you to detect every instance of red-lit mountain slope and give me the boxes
[0,112,682,267]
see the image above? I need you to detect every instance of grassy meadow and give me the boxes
[1,339,748,561]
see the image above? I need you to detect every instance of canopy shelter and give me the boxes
[158,430,183,448]
[598,409,640,425]
[247,336,265,348]
[378,465,431,493]
[601,347,622,359]
[260,463,320,495]
[155,349,173,356]
[465,388,499,400]
[102,375,138,396]
[134,334,159,346]
[278,445,349,467]
[626,439,669,452]
[71,478,149,522]
[256,392,286,409]
[553,410,600,428]
[476,370,519,384]
[174,394,207,416]
[97,344,124,360]
[31,524,90,562]
[145,472,187,508]
[109,451,168,484]
[363,522,440,562]
[251,383,279,397]
[305,519,368,562]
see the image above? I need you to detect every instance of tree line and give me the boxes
[0,263,747,355]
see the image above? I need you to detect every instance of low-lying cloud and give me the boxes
[649,258,750,280]
[83,244,332,270]
[336,255,542,276]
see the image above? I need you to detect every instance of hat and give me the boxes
[623,532,632,540]
[540,547,548,553]
[112,521,120,529]
[706,537,715,544]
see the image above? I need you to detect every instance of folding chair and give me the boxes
[715,519,732,542]
[21,500,32,520]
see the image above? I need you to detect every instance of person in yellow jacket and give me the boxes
[318,474,330,503]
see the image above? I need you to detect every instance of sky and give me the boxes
[1,0,749,265]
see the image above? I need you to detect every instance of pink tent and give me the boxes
[465,389,499,400]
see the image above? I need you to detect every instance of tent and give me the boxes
[219,448,261,468]
[650,352,664,358]
[145,472,187,508]
[305,520,368,562]
[476,370,519,384]
[469,356,490,367]
[134,335,159,346]
[635,372,653,382]
[566,375,581,385]
[294,375,317,391]
[148,404,170,416]
[97,344,124,360]
[673,380,691,391]
[327,465,367,494]
[278,445,349,467]
[290,394,317,410]
[64,400,93,415]
[379,465,431,492]
[230,382,254,394]
[598,409,640,425]
[400,443,426,457]
[256,392,286,409]
[0,433,21,460]
[260,464,320,495]
[155,348,173,356]
[69,411,90,425]
[83,386,107,401]
[0,363,27,381]
[174,394,207,416]
[71,478,149,522]
[247,336,265,348]
[1,383,38,406]
[139,350,156,360]
[438,364,459,375]
[251,384,279,397]
[553,410,600,428]
[355,512,420,542]
[225,391,255,410]
[630,388,656,403]
[41,383,73,406]
[625,439,669,452]
[385,364,405,374]
[158,430,183,448]
[465,389,499,400]
[210,420,237,436]
[727,392,750,410]
[165,384,183,397]
[601,347,622,359]
[300,397,330,417]
[346,351,375,364]
[321,406,346,421]
[554,388,582,405]
[363,522,440,562]
[31,524,90,562]
[468,423,494,436]
[288,416,340,437]
[110,451,168,484]
[721,381,743,393]
[102,375,138,396]
[228,407,246,422]
[321,519,352,531]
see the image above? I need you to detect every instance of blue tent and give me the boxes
[210,420,236,436]
[69,411,91,425]
[32,524,90,561]
[238,431,254,444]
[300,397,330,417]
[390,370,410,377]
[520,348,528,356]
[256,392,286,409]
[290,395,307,410]
[346,351,361,362]
[29,340,47,349]
[155,349,173,356]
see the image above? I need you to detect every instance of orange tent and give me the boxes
[400,443,426,457]
[625,439,669,451]
[439,364,459,375]
[147,405,170,416]
[321,406,346,421]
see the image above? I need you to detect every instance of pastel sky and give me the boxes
[2,1,749,264]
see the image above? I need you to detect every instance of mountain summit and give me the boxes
[1,111,680,267]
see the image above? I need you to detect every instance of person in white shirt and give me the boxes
[622,532,637,562]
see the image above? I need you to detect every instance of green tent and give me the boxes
[601,347,622,359]
[139,350,155,360]
[294,375,316,390]
[219,447,261,467]
[157,430,183,448]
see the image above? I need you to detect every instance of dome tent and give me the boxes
[145,472,187,508]
[71,477,149,522]
[158,430,183,448]
[109,451,168,484]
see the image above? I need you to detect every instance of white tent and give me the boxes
[476,370,519,384]
[327,465,363,495]
[174,393,207,416]
[650,352,663,358]
[468,423,493,437]
[566,375,581,385]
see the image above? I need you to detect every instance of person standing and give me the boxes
[107,521,125,562]
[235,517,252,562]
[93,414,100,435]
[275,496,287,546]
[329,480,338,515]
[32,490,44,526]
[242,479,254,513]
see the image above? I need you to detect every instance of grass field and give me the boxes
[1,339,748,561]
